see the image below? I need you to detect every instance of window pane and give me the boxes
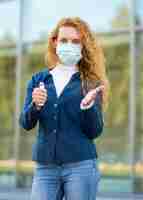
[20,42,45,161]
[96,33,132,193]
[0,0,18,187]
[0,1,18,43]
[24,0,130,42]
[17,42,45,187]
[0,1,18,158]
[136,0,143,26]
[134,32,143,193]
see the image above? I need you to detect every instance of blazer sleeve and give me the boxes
[80,90,104,139]
[19,75,41,130]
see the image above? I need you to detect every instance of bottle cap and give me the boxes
[39,82,45,89]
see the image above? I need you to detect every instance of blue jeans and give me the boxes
[30,158,101,200]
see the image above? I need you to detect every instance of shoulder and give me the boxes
[27,67,50,88]
[32,67,49,81]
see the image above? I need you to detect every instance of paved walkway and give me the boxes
[0,189,143,200]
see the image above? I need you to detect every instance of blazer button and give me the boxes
[53,129,57,133]
[48,83,53,88]
[54,103,58,108]
[53,115,57,120]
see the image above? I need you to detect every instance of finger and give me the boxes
[33,87,40,92]
[86,92,95,101]
[33,90,47,98]
[38,92,47,98]
[32,93,42,100]
[34,99,46,106]
[37,95,47,102]
[39,88,47,93]
[32,98,46,105]
[89,86,104,98]
[81,96,93,105]
[32,95,47,102]
[37,100,45,105]
[37,102,44,106]
[33,87,47,94]
[33,89,47,96]
[81,86,104,105]
[96,85,105,93]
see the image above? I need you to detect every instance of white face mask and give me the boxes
[56,42,82,66]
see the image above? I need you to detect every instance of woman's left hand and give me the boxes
[80,85,105,107]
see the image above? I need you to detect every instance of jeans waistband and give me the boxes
[36,158,97,168]
[61,158,97,168]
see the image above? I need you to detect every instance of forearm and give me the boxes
[19,102,41,130]
[80,91,104,139]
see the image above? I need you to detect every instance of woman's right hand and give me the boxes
[32,86,47,110]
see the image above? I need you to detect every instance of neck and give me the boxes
[56,62,79,72]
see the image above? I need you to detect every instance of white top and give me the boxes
[49,63,95,109]
[49,63,78,97]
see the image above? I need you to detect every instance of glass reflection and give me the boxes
[133,32,143,193]
[25,0,129,42]
[136,0,143,25]
[0,1,18,42]
[96,33,131,193]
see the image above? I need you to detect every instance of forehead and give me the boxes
[58,26,81,39]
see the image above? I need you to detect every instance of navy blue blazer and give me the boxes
[19,67,104,165]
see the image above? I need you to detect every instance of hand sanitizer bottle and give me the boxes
[38,82,45,106]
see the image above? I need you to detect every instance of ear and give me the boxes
[52,37,58,48]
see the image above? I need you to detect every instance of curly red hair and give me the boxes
[45,17,110,111]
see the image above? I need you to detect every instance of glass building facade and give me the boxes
[0,0,143,195]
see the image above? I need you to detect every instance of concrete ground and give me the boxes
[0,189,143,200]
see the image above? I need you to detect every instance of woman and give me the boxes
[19,17,110,200]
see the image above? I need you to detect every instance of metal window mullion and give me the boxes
[14,0,24,187]
[129,0,136,195]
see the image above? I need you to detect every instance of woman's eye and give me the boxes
[72,39,81,44]
[60,38,68,43]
